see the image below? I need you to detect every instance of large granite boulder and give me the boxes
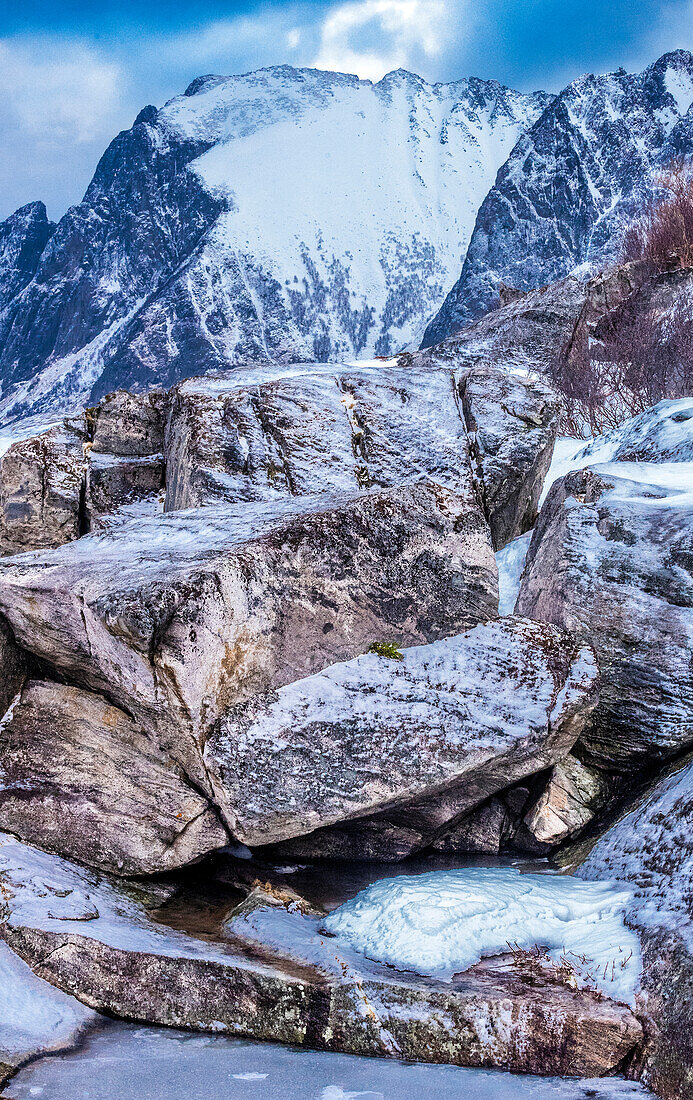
[0,833,643,1077]
[0,481,496,792]
[516,465,693,770]
[163,363,474,511]
[574,753,693,1100]
[206,617,597,852]
[163,361,560,551]
[0,679,228,875]
[90,389,166,457]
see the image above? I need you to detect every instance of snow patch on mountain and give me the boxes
[0,66,548,423]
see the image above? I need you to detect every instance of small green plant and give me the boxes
[368,641,404,661]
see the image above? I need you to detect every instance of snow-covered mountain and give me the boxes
[424,50,693,345]
[0,66,548,422]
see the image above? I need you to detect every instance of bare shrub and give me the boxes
[551,294,693,435]
[622,159,693,270]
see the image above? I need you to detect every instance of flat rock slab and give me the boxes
[0,482,496,791]
[205,617,598,848]
[0,834,642,1078]
[517,464,693,769]
[0,680,228,875]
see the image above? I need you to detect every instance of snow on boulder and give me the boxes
[163,359,559,554]
[205,617,598,850]
[0,481,496,793]
[0,833,643,1077]
[517,462,693,769]
[163,362,475,511]
[323,866,641,1005]
[569,398,693,465]
[575,753,693,1100]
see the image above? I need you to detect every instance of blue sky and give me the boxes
[1,0,692,219]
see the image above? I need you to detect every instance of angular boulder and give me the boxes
[0,425,87,554]
[0,833,643,1078]
[0,679,228,876]
[522,753,611,848]
[163,361,559,552]
[516,465,693,770]
[163,363,476,511]
[90,389,166,457]
[0,482,496,791]
[206,617,598,852]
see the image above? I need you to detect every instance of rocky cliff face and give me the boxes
[0,68,548,423]
[425,50,693,344]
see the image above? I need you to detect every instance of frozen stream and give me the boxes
[7,1022,657,1100]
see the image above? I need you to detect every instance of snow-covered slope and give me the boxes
[424,50,693,344]
[0,66,548,422]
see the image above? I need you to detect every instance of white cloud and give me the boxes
[311,0,450,81]
[0,37,124,145]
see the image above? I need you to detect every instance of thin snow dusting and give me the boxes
[323,867,641,1005]
[578,755,693,949]
[495,531,532,615]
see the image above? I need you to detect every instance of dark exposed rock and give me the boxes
[90,389,167,456]
[424,50,693,342]
[432,797,512,855]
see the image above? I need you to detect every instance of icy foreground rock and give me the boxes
[0,833,644,1077]
[575,753,693,1099]
[206,618,597,849]
[323,866,641,1004]
[0,940,99,1087]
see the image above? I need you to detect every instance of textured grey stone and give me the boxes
[0,679,228,876]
